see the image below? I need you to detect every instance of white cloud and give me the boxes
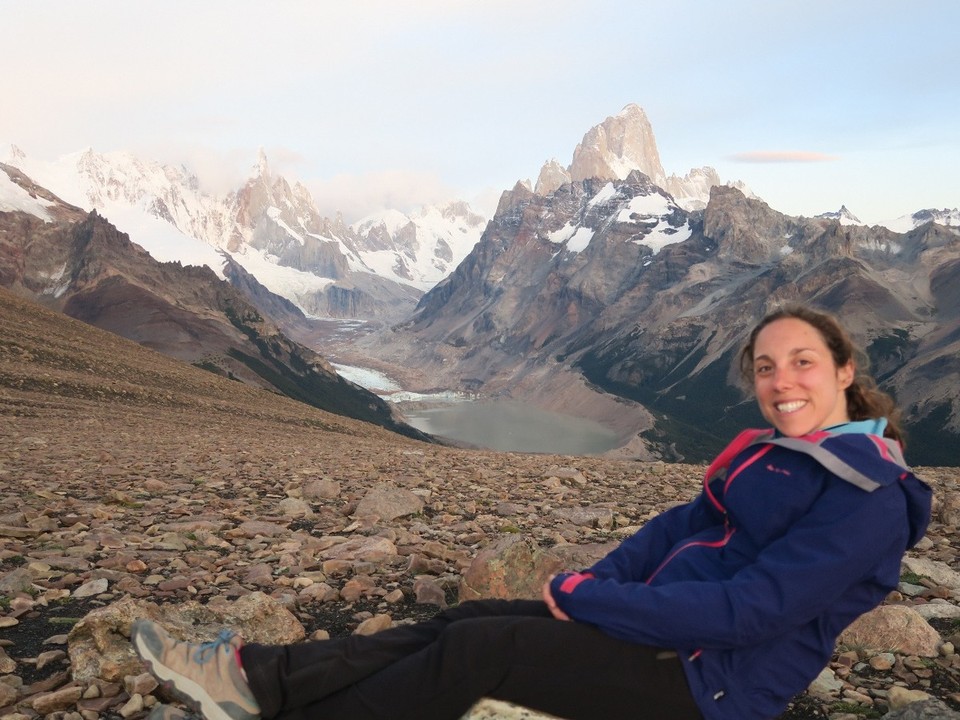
[307,170,459,223]
[729,151,839,164]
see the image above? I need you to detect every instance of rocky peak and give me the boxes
[4,143,27,165]
[529,105,743,213]
[911,208,960,228]
[233,153,327,246]
[570,104,666,187]
[439,200,486,226]
[663,166,722,210]
[495,181,537,218]
[255,147,271,179]
[703,185,804,264]
[534,158,572,196]
[1,163,84,224]
[816,205,862,225]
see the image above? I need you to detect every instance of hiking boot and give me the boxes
[148,704,198,720]
[131,620,261,720]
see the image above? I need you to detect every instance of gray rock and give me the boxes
[551,506,614,529]
[303,477,341,500]
[278,497,313,518]
[808,667,845,698]
[882,699,960,719]
[902,557,960,590]
[74,577,109,598]
[319,536,398,562]
[0,567,36,595]
[912,602,960,621]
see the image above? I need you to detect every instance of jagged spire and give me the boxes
[255,148,270,179]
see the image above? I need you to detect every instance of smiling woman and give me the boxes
[738,304,903,443]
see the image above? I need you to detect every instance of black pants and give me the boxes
[240,599,702,720]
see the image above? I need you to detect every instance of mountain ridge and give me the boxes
[3,103,957,322]
[360,177,960,465]
[0,163,431,441]
[0,146,484,322]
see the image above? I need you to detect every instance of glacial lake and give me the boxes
[332,362,622,455]
[400,399,621,455]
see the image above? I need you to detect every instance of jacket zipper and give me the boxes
[644,523,737,585]
[655,445,772,664]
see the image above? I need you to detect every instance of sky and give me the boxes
[2,0,958,225]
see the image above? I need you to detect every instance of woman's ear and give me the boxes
[838,361,855,390]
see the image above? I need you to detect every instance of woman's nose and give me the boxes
[773,367,794,389]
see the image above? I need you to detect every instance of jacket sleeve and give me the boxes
[586,490,723,582]
[551,476,911,649]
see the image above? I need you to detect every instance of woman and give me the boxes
[133,305,932,720]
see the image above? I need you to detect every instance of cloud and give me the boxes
[728,151,839,163]
[307,171,460,224]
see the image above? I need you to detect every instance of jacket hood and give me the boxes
[899,472,933,548]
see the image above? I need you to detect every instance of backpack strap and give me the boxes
[762,436,882,492]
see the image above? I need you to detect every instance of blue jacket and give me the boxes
[550,426,932,720]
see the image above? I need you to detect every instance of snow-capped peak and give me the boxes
[350,201,486,291]
[816,205,862,225]
[1,145,489,316]
[0,163,56,221]
[878,207,960,233]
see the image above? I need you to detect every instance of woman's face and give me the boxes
[752,317,854,437]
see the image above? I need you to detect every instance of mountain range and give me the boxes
[2,104,959,465]
[1,144,485,324]
[0,162,429,441]
[369,176,960,465]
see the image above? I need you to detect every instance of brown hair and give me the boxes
[738,305,904,445]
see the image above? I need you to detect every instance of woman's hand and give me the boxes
[542,575,572,621]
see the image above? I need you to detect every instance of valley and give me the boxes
[3,103,959,465]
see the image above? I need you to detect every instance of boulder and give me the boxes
[882,697,960,719]
[354,483,424,521]
[67,592,305,682]
[839,605,941,658]
[458,535,615,601]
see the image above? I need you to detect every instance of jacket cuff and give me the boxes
[551,571,595,596]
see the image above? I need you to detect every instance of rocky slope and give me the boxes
[0,166,427,440]
[1,268,959,719]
